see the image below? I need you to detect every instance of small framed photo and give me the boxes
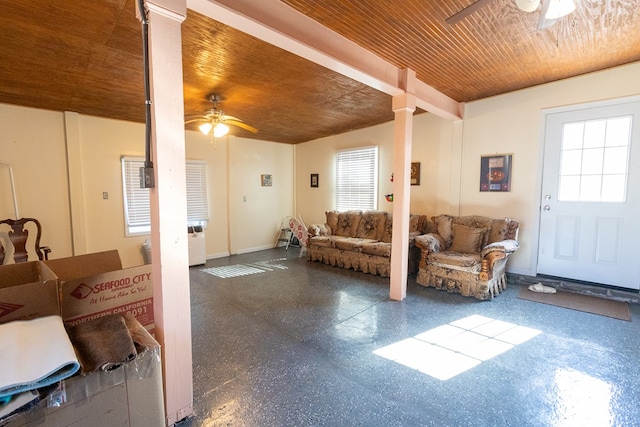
[480,154,512,192]
[261,174,272,187]
[411,162,421,186]
[310,173,319,188]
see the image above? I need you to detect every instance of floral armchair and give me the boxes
[414,215,519,300]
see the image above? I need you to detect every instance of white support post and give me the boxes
[390,69,416,301]
[141,0,194,424]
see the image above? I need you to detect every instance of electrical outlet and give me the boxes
[243,196,247,202]
[103,192,109,200]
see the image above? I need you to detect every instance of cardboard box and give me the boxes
[9,345,165,427]
[0,261,59,324]
[44,250,154,334]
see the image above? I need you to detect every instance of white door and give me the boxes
[538,99,640,290]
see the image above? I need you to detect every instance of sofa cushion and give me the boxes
[335,211,362,237]
[428,251,482,269]
[422,218,437,234]
[379,215,393,243]
[325,210,339,234]
[488,220,509,245]
[360,242,391,257]
[433,214,454,248]
[356,211,387,240]
[308,236,333,248]
[333,237,377,252]
[409,214,420,233]
[449,224,487,253]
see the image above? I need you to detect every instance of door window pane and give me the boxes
[562,123,584,150]
[601,175,626,202]
[583,120,605,149]
[605,117,631,147]
[603,146,628,174]
[579,175,602,201]
[560,150,582,175]
[581,148,604,175]
[558,176,580,201]
[558,115,631,202]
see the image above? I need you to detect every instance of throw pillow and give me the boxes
[433,214,454,247]
[325,210,339,234]
[356,211,386,240]
[449,224,488,253]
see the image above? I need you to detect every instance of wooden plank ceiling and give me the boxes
[0,0,638,144]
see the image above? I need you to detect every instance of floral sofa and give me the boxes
[414,215,519,300]
[307,210,429,277]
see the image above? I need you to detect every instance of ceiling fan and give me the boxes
[446,0,576,30]
[185,94,258,138]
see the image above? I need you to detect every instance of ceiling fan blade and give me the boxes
[537,0,558,29]
[220,114,244,122]
[184,118,209,124]
[445,0,495,25]
[223,119,258,133]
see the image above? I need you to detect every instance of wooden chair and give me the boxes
[0,218,51,264]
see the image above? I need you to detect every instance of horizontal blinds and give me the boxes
[121,157,208,228]
[336,146,378,211]
[186,160,208,222]
[122,157,150,228]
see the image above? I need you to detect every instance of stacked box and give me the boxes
[0,261,59,325]
[44,250,155,334]
[0,250,164,426]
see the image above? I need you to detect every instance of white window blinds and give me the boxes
[122,157,151,232]
[185,160,208,223]
[335,146,378,211]
[121,157,208,236]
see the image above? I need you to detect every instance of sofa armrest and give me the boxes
[479,240,519,280]
[480,239,519,257]
[308,223,332,237]
[414,233,444,253]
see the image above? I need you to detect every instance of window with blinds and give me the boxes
[335,146,378,211]
[121,157,209,236]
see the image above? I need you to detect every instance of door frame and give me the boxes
[530,94,640,281]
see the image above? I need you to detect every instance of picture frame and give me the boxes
[261,174,272,187]
[310,173,319,188]
[480,154,512,192]
[411,162,421,186]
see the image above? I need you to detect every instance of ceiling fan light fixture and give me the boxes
[544,0,575,19]
[213,123,229,138]
[515,0,541,13]
[199,122,212,135]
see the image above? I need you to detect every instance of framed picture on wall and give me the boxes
[480,154,512,192]
[411,162,421,185]
[310,173,319,188]
[261,174,272,187]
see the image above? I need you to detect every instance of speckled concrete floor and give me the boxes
[179,248,640,427]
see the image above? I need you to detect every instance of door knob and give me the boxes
[543,205,551,211]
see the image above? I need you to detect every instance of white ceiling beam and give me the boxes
[187,0,462,120]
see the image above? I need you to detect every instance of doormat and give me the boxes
[517,287,631,321]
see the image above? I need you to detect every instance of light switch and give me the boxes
[243,196,247,202]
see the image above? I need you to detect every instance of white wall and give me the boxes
[295,61,640,277]
[2,61,638,271]
[294,114,457,224]
[0,106,293,267]
[228,136,294,254]
[0,104,72,261]
[459,61,640,275]
[294,115,453,227]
